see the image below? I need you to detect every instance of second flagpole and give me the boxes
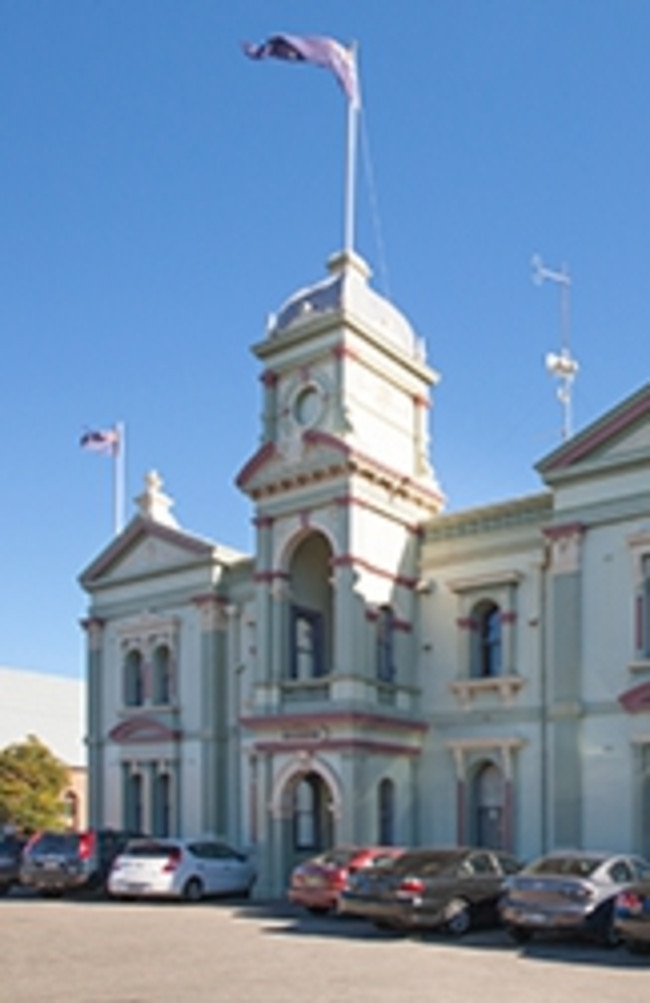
[114,421,126,536]
[343,42,359,254]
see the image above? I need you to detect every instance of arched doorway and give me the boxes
[472,761,505,849]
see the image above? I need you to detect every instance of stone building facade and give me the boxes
[80,250,650,896]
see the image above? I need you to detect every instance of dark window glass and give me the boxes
[290,607,324,679]
[377,606,396,683]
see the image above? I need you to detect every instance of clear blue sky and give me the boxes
[2,1,649,679]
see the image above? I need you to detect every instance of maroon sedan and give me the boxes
[288,845,404,914]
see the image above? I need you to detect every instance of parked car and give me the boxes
[614,880,650,953]
[288,845,405,914]
[338,846,522,935]
[107,837,256,902]
[0,833,27,895]
[20,829,142,896]
[500,850,650,946]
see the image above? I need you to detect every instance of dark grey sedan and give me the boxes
[500,850,650,946]
[338,847,522,935]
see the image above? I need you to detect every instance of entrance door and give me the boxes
[474,762,505,850]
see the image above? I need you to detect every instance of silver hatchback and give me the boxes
[500,850,650,946]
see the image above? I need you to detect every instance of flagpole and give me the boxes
[343,42,359,254]
[114,421,125,535]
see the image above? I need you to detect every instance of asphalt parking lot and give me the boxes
[2,891,649,1003]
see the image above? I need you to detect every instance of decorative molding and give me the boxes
[108,715,180,744]
[241,709,428,735]
[448,571,523,593]
[450,675,525,708]
[80,617,105,649]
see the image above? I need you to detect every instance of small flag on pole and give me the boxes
[242,34,360,109]
[80,427,120,456]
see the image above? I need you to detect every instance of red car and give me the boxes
[288,845,404,914]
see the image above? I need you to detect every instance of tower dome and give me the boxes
[269,249,426,363]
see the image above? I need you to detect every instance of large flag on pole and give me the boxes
[80,424,125,535]
[242,34,360,109]
[80,427,120,456]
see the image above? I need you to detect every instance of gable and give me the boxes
[537,383,650,483]
[80,516,217,589]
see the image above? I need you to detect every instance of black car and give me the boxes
[338,846,522,935]
[20,829,143,896]
[0,833,27,895]
[614,880,650,953]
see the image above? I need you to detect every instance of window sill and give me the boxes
[629,659,650,674]
[450,675,524,708]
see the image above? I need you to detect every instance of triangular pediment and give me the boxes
[537,383,650,483]
[237,431,443,514]
[236,433,351,496]
[79,516,218,588]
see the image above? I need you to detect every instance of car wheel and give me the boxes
[182,878,204,903]
[444,898,471,937]
[593,903,621,948]
[306,906,329,915]
[507,924,532,944]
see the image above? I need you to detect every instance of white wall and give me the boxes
[0,666,86,766]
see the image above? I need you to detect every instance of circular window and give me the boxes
[292,384,323,427]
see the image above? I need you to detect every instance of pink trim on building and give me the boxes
[543,521,585,540]
[254,738,421,757]
[109,715,181,744]
[236,441,279,489]
[240,709,428,734]
[332,552,418,590]
[619,681,650,714]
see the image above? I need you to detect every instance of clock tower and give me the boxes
[236,248,443,891]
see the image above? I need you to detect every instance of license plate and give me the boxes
[526,912,549,924]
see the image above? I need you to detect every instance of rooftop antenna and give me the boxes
[532,253,579,440]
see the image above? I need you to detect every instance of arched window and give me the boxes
[124,650,144,706]
[640,555,650,658]
[472,601,502,677]
[288,532,333,680]
[125,772,143,832]
[377,606,396,683]
[152,644,172,705]
[378,778,395,845]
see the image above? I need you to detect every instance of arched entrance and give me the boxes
[271,757,341,883]
[472,761,505,849]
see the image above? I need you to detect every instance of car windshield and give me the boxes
[389,851,464,876]
[29,833,80,855]
[527,856,602,878]
[121,840,177,858]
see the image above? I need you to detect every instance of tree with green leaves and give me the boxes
[0,735,69,833]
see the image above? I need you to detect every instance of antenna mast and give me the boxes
[532,253,579,440]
